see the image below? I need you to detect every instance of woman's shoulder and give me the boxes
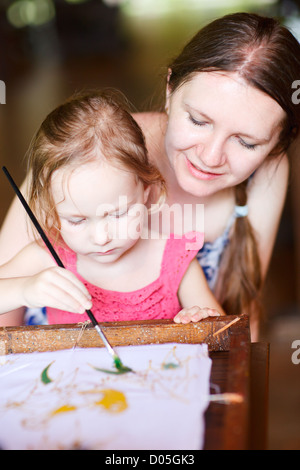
[132,111,164,130]
[132,112,167,164]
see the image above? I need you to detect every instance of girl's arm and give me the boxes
[0,242,92,317]
[174,258,226,323]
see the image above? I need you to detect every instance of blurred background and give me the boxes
[0,0,299,449]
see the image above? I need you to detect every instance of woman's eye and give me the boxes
[239,138,257,151]
[188,114,207,127]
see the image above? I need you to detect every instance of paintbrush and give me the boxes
[2,166,132,374]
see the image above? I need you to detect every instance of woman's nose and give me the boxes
[196,135,226,168]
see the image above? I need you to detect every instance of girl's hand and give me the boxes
[174,306,221,324]
[22,267,92,314]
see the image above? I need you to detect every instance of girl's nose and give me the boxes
[94,220,112,245]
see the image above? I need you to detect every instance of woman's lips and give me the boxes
[184,155,224,180]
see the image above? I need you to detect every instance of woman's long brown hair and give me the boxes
[167,12,300,318]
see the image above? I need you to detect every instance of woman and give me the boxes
[1,13,299,339]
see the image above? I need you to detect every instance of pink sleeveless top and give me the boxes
[47,232,204,325]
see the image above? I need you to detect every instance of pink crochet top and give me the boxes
[47,232,204,325]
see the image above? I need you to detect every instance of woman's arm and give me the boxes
[174,258,226,323]
[248,154,289,341]
[230,154,289,341]
[0,308,26,327]
[0,176,36,265]
[248,154,289,282]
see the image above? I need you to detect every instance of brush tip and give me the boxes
[113,355,133,373]
[113,356,122,369]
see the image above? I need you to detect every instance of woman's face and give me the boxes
[165,71,286,197]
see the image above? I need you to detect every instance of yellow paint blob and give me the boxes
[95,389,127,414]
[51,405,77,415]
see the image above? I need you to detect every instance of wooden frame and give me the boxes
[0,315,253,450]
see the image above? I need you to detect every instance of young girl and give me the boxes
[0,91,224,325]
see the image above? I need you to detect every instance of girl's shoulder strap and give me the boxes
[160,231,204,289]
[54,242,77,274]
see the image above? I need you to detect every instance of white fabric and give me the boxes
[0,343,211,450]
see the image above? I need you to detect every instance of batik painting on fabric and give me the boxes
[0,343,211,450]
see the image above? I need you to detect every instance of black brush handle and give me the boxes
[2,166,98,327]
[2,166,64,268]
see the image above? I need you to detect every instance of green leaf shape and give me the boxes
[92,365,130,375]
[41,361,54,384]
[162,362,180,369]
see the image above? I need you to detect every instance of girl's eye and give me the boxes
[239,138,257,151]
[109,209,128,219]
[68,218,86,226]
[188,114,207,127]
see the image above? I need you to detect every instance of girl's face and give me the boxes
[51,161,150,264]
[165,71,286,197]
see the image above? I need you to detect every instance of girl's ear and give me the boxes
[165,68,172,114]
[143,185,151,204]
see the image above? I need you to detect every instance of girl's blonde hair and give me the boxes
[27,89,166,241]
